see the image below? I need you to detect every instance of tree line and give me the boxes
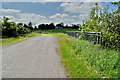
[37,22,79,30]
[0,16,79,38]
[79,2,120,48]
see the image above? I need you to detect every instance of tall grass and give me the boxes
[55,33,120,78]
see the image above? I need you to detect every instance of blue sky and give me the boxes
[1,1,119,26]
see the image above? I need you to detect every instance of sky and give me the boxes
[0,0,119,26]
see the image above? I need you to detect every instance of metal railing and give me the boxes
[66,31,102,45]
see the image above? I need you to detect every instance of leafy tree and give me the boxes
[49,23,55,29]
[72,24,79,29]
[34,26,38,30]
[56,22,64,28]
[23,24,28,28]
[79,2,120,48]
[28,22,33,30]
[2,16,31,37]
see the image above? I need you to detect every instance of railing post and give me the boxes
[98,33,100,44]
[117,36,120,50]
[101,32,102,45]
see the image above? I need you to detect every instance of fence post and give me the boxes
[117,36,120,50]
[101,32,102,45]
[75,32,77,38]
[98,33,100,44]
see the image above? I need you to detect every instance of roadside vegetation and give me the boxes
[53,33,119,78]
[79,2,120,49]
[0,32,42,46]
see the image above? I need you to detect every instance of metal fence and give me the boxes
[66,31,102,45]
[66,31,120,50]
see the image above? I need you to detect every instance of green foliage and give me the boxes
[28,22,33,30]
[56,22,64,28]
[79,2,120,49]
[1,16,31,38]
[57,35,120,78]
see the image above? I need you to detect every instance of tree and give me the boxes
[23,24,28,28]
[79,2,120,48]
[56,22,64,28]
[28,22,33,30]
[72,24,79,29]
[49,23,55,29]
[34,26,38,30]
[17,23,23,26]
[2,16,31,37]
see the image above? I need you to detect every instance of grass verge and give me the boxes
[33,29,79,33]
[53,33,120,78]
[0,32,42,46]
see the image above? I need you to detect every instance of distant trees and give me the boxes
[37,22,79,30]
[38,23,55,30]
[49,23,55,29]
[34,26,38,30]
[72,24,79,29]
[28,22,33,30]
[23,24,28,28]
[56,22,64,29]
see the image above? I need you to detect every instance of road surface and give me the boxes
[2,35,66,78]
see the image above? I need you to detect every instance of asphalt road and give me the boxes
[2,35,66,78]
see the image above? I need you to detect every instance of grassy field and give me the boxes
[33,29,79,33]
[52,33,120,78]
[0,32,42,46]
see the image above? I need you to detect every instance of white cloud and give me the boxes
[4,15,14,19]
[49,13,69,19]
[1,9,21,14]
[78,14,89,19]
[18,13,46,19]
[14,13,47,23]
[71,15,77,18]
[60,2,103,21]
[2,13,48,24]
[60,2,102,14]
[49,13,82,24]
